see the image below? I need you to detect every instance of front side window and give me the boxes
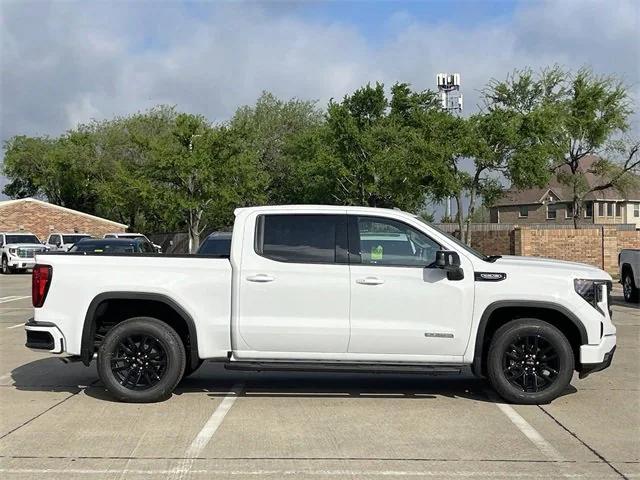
[615,203,622,217]
[598,202,605,216]
[607,202,614,217]
[351,216,440,267]
[634,203,639,218]
[546,204,557,220]
[255,214,346,264]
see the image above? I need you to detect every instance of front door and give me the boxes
[236,212,351,357]
[348,215,474,360]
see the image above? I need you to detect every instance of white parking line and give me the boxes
[7,323,25,329]
[489,394,564,462]
[171,382,244,479]
[0,295,30,304]
[0,468,631,477]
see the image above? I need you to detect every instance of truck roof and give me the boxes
[234,205,415,219]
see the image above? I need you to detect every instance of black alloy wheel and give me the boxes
[111,334,168,390]
[487,318,574,404]
[502,334,560,393]
[97,317,186,402]
[623,272,639,303]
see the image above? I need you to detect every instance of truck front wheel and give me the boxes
[487,319,574,405]
[1,256,12,275]
[97,317,186,403]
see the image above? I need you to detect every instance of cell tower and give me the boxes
[436,73,463,114]
[437,73,463,220]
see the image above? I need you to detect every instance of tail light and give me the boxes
[32,264,52,308]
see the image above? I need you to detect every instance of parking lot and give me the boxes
[0,273,638,479]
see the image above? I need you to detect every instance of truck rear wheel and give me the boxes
[97,317,186,403]
[487,319,574,405]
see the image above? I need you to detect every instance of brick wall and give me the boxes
[470,230,515,256]
[0,199,126,241]
[472,226,640,276]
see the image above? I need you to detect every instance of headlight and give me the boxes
[8,248,17,255]
[574,279,612,316]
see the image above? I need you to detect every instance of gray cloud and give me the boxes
[1,0,638,200]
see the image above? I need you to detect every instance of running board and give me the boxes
[224,361,463,375]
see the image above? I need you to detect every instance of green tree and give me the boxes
[148,113,267,252]
[3,129,100,212]
[230,92,322,204]
[486,67,639,228]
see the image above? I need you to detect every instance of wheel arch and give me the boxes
[81,292,200,370]
[472,300,588,377]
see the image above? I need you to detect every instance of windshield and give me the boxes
[197,237,232,255]
[414,218,489,261]
[63,235,91,243]
[5,234,41,244]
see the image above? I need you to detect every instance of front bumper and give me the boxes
[25,318,64,353]
[578,334,616,379]
[8,256,36,269]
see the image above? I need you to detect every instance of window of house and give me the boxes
[518,205,528,218]
[255,214,346,264]
[546,204,557,220]
[584,203,593,218]
[615,203,622,217]
[565,203,573,219]
[607,202,614,217]
[635,203,640,218]
[598,202,605,216]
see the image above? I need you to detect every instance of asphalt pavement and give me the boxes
[0,273,638,479]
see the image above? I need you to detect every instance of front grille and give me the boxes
[17,248,44,258]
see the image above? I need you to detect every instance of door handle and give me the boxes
[246,274,275,283]
[356,276,384,285]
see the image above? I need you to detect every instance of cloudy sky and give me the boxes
[1,0,639,199]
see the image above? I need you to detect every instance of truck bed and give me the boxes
[33,252,233,359]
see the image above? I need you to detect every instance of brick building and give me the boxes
[489,156,640,228]
[0,198,127,241]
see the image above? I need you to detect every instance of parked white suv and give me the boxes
[28,206,616,404]
[0,232,47,274]
[45,233,92,252]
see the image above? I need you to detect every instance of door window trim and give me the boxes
[254,213,348,265]
[347,215,442,269]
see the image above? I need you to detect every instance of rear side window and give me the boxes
[255,214,347,264]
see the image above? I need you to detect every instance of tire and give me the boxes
[97,317,186,403]
[487,318,574,405]
[1,256,12,275]
[182,359,204,378]
[623,270,639,303]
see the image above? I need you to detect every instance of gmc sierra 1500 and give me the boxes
[26,205,616,404]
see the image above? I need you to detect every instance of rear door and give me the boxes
[236,212,351,357]
[347,214,474,359]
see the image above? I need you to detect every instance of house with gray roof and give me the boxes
[489,156,640,228]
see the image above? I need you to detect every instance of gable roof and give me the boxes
[493,155,640,207]
[0,198,128,228]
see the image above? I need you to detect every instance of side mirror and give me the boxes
[435,250,464,280]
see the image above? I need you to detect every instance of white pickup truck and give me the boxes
[26,205,616,404]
